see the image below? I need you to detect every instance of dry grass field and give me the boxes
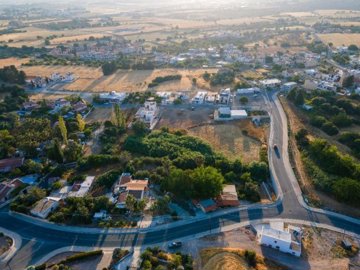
[318,33,360,46]
[0,57,30,68]
[188,120,268,163]
[21,66,218,92]
[200,248,286,270]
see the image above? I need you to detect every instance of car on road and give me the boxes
[273,144,278,151]
[168,241,182,248]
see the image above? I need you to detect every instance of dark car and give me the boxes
[273,144,278,151]
[168,241,182,248]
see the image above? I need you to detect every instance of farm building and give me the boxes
[215,107,248,121]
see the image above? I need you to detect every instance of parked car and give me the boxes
[168,241,182,248]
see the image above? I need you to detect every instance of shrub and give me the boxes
[244,250,257,267]
[321,121,339,135]
[310,115,326,128]
[60,250,103,264]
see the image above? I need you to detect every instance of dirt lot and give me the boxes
[182,224,359,270]
[21,66,218,92]
[189,121,268,163]
[279,96,360,218]
[156,106,268,163]
[85,106,112,123]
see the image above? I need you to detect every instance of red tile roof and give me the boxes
[0,158,24,172]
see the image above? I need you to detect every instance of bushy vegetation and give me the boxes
[123,128,267,202]
[209,69,235,86]
[0,45,47,59]
[296,130,360,206]
[49,196,112,225]
[10,187,46,214]
[140,247,193,270]
[148,75,182,88]
[0,65,26,84]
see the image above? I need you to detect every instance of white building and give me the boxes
[237,87,261,95]
[257,222,302,257]
[282,82,297,91]
[215,107,248,121]
[68,176,95,198]
[218,88,231,104]
[30,197,60,219]
[192,91,208,104]
[135,97,160,129]
[260,79,281,88]
[99,91,127,103]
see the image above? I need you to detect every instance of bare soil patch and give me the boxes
[21,66,217,93]
[188,120,268,163]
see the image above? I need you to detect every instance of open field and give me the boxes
[0,57,30,68]
[189,121,268,163]
[318,33,360,46]
[21,66,218,92]
[200,248,286,270]
[85,107,112,124]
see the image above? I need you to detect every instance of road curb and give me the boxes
[0,227,22,264]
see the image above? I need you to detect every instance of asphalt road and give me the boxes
[1,93,360,270]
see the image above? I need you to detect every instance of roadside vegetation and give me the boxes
[287,88,360,207]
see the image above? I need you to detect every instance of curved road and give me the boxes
[1,93,360,269]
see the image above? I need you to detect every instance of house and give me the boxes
[282,82,297,91]
[50,185,72,199]
[68,176,95,198]
[218,88,231,104]
[135,97,160,129]
[0,157,24,173]
[217,185,240,207]
[22,101,40,112]
[116,179,149,209]
[192,91,208,104]
[54,98,71,110]
[194,199,218,213]
[257,222,302,257]
[113,172,132,194]
[72,101,88,113]
[30,197,60,219]
[99,91,127,103]
[260,79,281,89]
[0,179,23,203]
[93,210,111,220]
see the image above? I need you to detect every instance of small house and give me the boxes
[30,197,60,219]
